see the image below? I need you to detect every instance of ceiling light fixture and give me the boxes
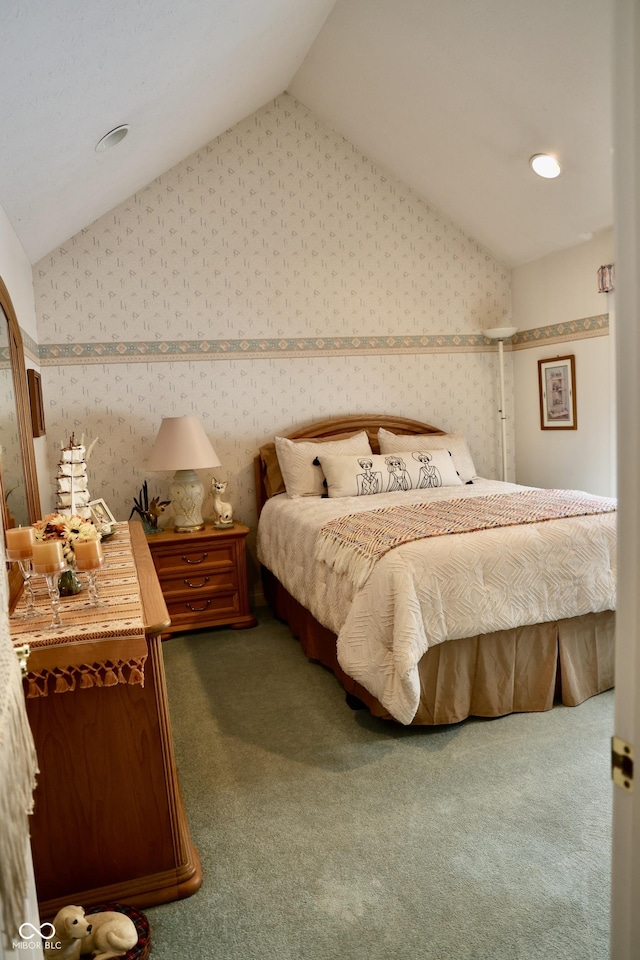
[95,124,129,153]
[530,154,562,179]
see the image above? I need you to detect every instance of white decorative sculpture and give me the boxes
[211,478,234,528]
[45,904,138,960]
[45,906,86,959]
[80,908,138,960]
[55,433,98,519]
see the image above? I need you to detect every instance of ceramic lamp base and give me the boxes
[169,469,205,532]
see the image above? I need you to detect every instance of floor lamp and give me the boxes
[484,326,518,481]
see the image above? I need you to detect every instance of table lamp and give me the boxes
[147,416,221,532]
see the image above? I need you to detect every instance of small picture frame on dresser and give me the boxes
[90,498,117,527]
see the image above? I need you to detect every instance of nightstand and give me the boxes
[145,522,257,634]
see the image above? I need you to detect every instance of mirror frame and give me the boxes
[1,274,42,609]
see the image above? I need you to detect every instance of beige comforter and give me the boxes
[256,480,616,723]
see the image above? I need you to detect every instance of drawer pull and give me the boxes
[181,552,208,564]
[187,599,212,612]
[184,576,210,588]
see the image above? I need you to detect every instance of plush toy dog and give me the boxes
[45,905,137,960]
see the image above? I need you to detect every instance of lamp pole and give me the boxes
[484,326,518,482]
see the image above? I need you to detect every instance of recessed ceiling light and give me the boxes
[95,124,129,153]
[530,154,562,179]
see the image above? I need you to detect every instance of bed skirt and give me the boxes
[261,568,615,725]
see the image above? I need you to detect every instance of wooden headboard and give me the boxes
[254,413,444,515]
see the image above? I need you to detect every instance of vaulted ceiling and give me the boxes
[0,0,612,267]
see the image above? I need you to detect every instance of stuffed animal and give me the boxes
[211,478,233,527]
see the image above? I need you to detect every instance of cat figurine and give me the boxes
[211,478,233,527]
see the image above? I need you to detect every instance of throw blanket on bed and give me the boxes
[317,489,617,590]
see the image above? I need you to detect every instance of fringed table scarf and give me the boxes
[10,523,147,698]
[317,489,617,590]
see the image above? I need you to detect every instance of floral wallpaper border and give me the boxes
[31,315,608,366]
[512,314,609,350]
[1,328,39,367]
[21,330,39,364]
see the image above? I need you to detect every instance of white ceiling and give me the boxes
[291,0,614,267]
[0,0,613,267]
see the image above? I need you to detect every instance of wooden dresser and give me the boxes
[146,522,257,634]
[10,522,201,918]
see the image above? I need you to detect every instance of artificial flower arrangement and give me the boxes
[33,513,101,569]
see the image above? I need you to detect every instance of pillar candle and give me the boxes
[73,539,104,570]
[32,540,65,573]
[5,526,35,559]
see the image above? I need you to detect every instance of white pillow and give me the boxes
[377,428,478,483]
[317,450,463,498]
[275,431,373,498]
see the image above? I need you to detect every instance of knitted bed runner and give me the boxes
[11,523,147,698]
[316,489,617,590]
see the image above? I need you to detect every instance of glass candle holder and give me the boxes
[5,526,36,618]
[74,539,106,607]
[32,540,66,629]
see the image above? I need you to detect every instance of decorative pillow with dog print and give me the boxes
[316,450,462,498]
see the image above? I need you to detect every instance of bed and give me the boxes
[255,414,616,725]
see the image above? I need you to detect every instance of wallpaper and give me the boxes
[32,94,514,581]
[37,348,506,512]
[36,96,510,344]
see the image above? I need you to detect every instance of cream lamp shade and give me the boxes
[147,416,221,532]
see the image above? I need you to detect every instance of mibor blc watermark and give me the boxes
[13,921,61,951]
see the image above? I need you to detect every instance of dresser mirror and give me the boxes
[0,275,42,609]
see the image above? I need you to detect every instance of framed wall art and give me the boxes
[538,355,577,430]
[27,368,46,437]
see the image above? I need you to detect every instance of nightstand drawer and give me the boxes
[164,590,241,626]
[151,542,235,575]
[158,568,238,599]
